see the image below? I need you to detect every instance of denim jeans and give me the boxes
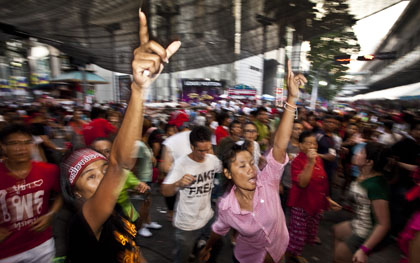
[174,217,214,263]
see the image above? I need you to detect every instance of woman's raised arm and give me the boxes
[83,11,181,236]
[272,61,307,163]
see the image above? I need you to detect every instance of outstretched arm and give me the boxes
[83,11,181,237]
[272,61,307,163]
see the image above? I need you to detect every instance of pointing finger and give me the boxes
[287,60,292,79]
[166,41,182,60]
[139,11,149,45]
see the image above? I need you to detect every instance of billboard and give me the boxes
[228,84,256,99]
[181,79,224,102]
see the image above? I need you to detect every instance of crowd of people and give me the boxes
[0,11,419,263]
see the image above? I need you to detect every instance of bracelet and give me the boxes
[360,245,371,255]
[285,102,297,109]
[284,106,296,113]
[284,104,298,118]
[284,104,296,111]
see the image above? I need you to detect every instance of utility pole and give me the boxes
[310,60,332,110]
[105,23,121,101]
[157,3,179,101]
[256,14,275,96]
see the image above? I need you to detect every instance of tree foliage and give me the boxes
[307,1,360,100]
[264,0,360,100]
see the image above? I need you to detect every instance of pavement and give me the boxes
[133,185,403,263]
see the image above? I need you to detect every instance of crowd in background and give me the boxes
[1,11,419,263]
[0,97,419,262]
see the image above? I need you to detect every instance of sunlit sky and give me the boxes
[349,0,409,72]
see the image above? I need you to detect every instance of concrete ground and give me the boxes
[134,185,403,263]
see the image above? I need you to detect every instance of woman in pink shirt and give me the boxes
[199,62,307,263]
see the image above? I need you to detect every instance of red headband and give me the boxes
[62,148,107,186]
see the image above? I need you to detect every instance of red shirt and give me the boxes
[82,118,117,146]
[0,161,60,259]
[168,110,189,128]
[287,152,329,215]
[215,126,228,145]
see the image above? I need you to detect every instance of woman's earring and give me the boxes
[75,192,82,199]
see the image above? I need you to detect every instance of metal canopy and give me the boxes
[51,71,109,84]
[0,0,402,74]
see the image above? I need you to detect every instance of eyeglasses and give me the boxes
[244,129,257,133]
[4,140,33,147]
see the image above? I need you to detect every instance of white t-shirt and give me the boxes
[163,154,222,231]
[162,131,192,161]
[210,121,219,146]
[378,132,402,146]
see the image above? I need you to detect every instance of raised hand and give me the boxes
[132,11,181,90]
[287,60,307,99]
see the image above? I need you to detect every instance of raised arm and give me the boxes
[272,61,307,163]
[83,11,181,236]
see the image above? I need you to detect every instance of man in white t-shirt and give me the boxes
[162,126,222,263]
[160,129,192,221]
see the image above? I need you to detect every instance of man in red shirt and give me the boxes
[215,111,230,145]
[82,107,117,146]
[0,124,62,263]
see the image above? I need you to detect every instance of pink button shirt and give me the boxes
[212,150,289,263]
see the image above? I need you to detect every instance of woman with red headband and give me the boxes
[59,11,181,263]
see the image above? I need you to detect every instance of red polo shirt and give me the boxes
[287,152,329,215]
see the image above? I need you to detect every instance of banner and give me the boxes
[228,84,256,99]
[30,73,49,85]
[275,87,283,106]
[181,79,223,102]
[9,76,28,89]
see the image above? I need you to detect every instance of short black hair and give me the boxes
[90,137,113,147]
[0,124,32,144]
[218,140,252,171]
[323,114,336,121]
[255,106,268,115]
[229,120,242,132]
[90,107,106,120]
[243,121,257,129]
[189,126,212,146]
[298,131,314,143]
[165,123,177,133]
[216,111,229,125]
[383,120,394,131]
